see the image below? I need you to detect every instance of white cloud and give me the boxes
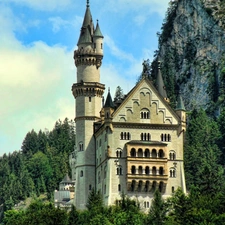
[0,7,75,154]
[49,16,83,33]
[104,35,135,62]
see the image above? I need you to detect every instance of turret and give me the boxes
[103,89,114,130]
[71,0,105,210]
[73,0,104,83]
[176,92,186,133]
[156,61,169,102]
[93,20,104,56]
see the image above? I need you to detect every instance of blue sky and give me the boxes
[0,0,170,156]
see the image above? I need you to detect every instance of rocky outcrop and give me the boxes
[154,0,225,113]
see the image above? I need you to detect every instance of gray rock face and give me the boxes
[156,0,225,112]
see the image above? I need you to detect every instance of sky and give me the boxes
[0,0,170,156]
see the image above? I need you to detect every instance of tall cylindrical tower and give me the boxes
[72,0,105,209]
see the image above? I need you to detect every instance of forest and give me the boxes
[2,0,225,223]
[1,108,225,224]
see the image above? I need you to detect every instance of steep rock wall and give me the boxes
[155,0,225,113]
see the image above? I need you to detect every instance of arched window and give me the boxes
[144,133,147,140]
[130,148,136,157]
[131,180,136,191]
[79,142,83,151]
[145,166,150,175]
[158,149,164,158]
[161,133,164,141]
[169,151,176,160]
[159,182,164,193]
[152,166,157,175]
[144,149,150,157]
[152,149,157,158]
[138,148,143,157]
[147,133,151,141]
[118,184,121,192]
[138,181,143,192]
[89,185,92,190]
[119,167,122,175]
[172,186,175,193]
[121,132,130,140]
[170,168,176,177]
[117,168,119,175]
[145,181,150,192]
[159,167,164,175]
[138,166,143,174]
[116,151,119,158]
[140,109,150,119]
[131,166,136,174]
[152,181,157,191]
[80,170,83,177]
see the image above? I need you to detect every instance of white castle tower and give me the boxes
[72,0,105,209]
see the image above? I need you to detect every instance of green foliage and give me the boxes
[184,108,224,193]
[68,205,79,225]
[86,189,103,212]
[159,1,178,45]
[0,118,75,221]
[147,189,167,225]
[114,86,124,102]
[3,200,68,225]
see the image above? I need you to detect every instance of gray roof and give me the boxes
[176,92,186,111]
[126,140,167,146]
[60,174,73,184]
[156,61,167,99]
[94,21,103,38]
[104,91,114,108]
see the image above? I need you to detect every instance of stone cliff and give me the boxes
[153,0,225,114]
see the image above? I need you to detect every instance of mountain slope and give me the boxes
[154,0,225,114]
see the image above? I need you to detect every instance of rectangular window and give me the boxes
[89,97,91,102]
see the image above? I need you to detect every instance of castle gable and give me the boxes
[112,78,179,125]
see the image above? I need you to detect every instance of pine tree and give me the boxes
[147,189,167,225]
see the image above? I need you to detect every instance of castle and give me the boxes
[69,1,186,211]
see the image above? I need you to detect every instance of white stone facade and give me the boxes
[70,2,186,211]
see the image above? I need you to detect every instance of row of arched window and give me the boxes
[79,142,83,151]
[131,165,164,175]
[119,133,172,142]
[130,148,165,158]
[161,134,171,142]
[140,111,150,119]
[170,168,176,177]
[116,167,123,175]
[116,150,122,158]
[141,133,151,141]
[120,132,131,140]
[130,180,165,193]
